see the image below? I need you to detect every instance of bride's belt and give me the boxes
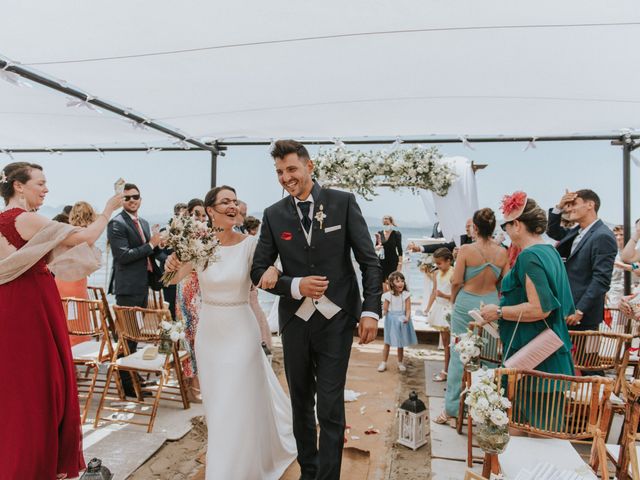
[202,299,248,307]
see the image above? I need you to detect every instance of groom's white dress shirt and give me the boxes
[290,195,379,322]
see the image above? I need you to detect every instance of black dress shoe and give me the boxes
[124,389,153,399]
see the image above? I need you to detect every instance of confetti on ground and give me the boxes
[359,406,366,415]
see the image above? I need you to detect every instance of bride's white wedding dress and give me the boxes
[195,235,296,479]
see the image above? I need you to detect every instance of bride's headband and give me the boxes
[500,191,528,222]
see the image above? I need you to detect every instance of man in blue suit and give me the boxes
[547,189,617,331]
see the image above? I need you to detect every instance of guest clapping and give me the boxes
[479,193,575,378]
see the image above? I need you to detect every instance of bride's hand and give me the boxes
[165,253,183,273]
[257,266,280,290]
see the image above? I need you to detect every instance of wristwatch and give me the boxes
[496,307,503,320]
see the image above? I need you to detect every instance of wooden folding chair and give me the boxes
[606,379,640,480]
[87,285,117,341]
[482,369,613,479]
[570,330,632,395]
[62,297,115,423]
[94,306,190,433]
[464,470,487,480]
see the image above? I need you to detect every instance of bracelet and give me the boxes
[98,213,109,221]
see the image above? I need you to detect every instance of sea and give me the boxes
[89,226,434,310]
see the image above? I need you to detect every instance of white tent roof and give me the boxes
[2,0,640,149]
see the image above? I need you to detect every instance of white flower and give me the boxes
[161,320,172,330]
[459,353,470,364]
[490,410,509,426]
[170,330,181,342]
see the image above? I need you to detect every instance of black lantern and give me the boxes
[79,458,113,480]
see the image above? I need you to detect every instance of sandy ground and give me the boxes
[128,338,432,479]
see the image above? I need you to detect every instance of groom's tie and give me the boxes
[298,201,312,232]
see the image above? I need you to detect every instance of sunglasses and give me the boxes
[500,220,514,231]
[124,194,141,201]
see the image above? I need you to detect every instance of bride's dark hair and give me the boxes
[203,185,237,227]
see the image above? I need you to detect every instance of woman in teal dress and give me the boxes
[479,194,575,429]
[436,208,509,423]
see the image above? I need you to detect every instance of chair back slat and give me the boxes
[62,298,103,336]
[495,368,613,440]
[601,308,640,337]
[147,289,165,310]
[113,305,170,344]
[473,324,502,366]
[570,330,631,371]
[87,285,117,338]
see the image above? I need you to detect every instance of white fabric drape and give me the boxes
[431,157,479,245]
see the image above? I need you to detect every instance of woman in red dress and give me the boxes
[0,162,122,479]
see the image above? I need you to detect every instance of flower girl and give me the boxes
[378,271,418,373]
[425,248,454,381]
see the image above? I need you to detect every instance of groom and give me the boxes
[251,140,382,480]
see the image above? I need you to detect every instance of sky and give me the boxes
[11,139,637,228]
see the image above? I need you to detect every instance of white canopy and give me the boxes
[1,0,639,149]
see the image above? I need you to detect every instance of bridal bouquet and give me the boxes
[160,215,222,286]
[453,329,487,369]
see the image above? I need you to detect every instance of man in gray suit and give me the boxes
[547,189,617,331]
[107,183,162,397]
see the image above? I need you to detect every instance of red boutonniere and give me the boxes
[280,231,293,241]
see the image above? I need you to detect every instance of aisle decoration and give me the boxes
[158,319,186,354]
[160,216,222,286]
[454,329,487,371]
[465,369,511,454]
[313,145,457,199]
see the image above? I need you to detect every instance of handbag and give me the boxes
[502,311,564,370]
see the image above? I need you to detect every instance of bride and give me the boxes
[166,185,296,479]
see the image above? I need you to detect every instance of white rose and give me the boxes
[161,320,172,330]
[460,353,470,364]
[490,410,509,426]
[170,330,181,342]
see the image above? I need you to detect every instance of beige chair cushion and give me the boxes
[499,437,597,479]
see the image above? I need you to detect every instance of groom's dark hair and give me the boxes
[271,139,310,163]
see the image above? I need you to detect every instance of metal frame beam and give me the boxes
[0,59,218,153]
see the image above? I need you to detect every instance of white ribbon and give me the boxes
[0,63,32,88]
[173,138,192,150]
[66,96,98,111]
[0,149,14,160]
[459,135,475,151]
[90,145,105,157]
[45,148,62,156]
[523,137,537,151]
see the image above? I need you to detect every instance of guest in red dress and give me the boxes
[0,162,122,479]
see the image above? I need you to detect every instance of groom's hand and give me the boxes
[300,276,329,300]
[358,317,378,344]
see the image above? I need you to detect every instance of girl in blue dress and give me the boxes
[378,271,418,372]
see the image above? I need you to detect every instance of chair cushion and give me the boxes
[117,349,167,371]
[72,340,116,361]
[499,437,597,479]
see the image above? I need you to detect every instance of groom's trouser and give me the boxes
[282,310,355,480]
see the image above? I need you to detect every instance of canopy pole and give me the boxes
[623,137,632,295]
[210,150,218,188]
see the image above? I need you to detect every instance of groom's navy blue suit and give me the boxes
[251,181,382,480]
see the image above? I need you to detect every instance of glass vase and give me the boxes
[158,332,173,354]
[476,421,510,454]
[465,354,481,372]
